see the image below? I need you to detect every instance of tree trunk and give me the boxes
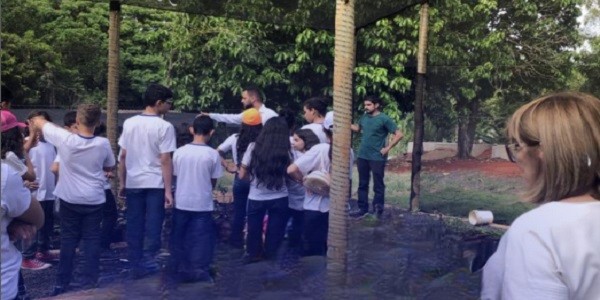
[327,0,355,289]
[107,1,120,196]
[410,0,429,212]
[456,98,479,159]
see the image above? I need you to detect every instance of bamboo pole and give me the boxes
[410,0,429,211]
[107,0,120,195]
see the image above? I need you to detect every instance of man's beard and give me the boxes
[365,109,374,115]
[243,102,253,109]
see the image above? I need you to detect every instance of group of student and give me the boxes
[1,83,354,298]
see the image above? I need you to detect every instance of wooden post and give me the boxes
[328,0,355,289]
[410,0,429,212]
[107,0,120,195]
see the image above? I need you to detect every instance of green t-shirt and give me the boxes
[357,113,398,161]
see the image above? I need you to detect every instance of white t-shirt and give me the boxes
[241,143,288,200]
[217,134,239,165]
[482,201,600,300]
[287,138,306,210]
[43,124,115,205]
[293,143,354,212]
[209,104,278,125]
[118,114,177,189]
[301,123,328,144]
[29,141,57,201]
[1,163,33,300]
[56,154,111,190]
[173,143,223,212]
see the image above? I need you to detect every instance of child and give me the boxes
[22,111,59,266]
[29,104,116,295]
[239,117,290,263]
[287,129,320,250]
[166,116,222,284]
[217,108,262,249]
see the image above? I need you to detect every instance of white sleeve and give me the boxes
[3,167,32,218]
[294,147,321,176]
[42,123,71,148]
[241,143,255,167]
[103,140,116,168]
[54,154,61,163]
[159,124,177,154]
[261,108,279,124]
[211,153,223,179]
[217,134,236,153]
[481,234,508,300]
[209,112,243,125]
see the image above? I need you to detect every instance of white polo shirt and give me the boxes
[1,163,32,300]
[28,141,57,201]
[118,114,177,189]
[173,143,223,212]
[209,104,278,125]
[301,123,328,144]
[43,124,115,205]
[241,143,288,200]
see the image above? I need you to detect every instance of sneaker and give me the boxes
[349,208,368,218]
[50,285,66,296]
[21,258,51,270]
[374,204,384,219]
[36,250,60,262]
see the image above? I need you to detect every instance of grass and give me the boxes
[352,168,533,225]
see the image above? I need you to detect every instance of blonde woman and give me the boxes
[482,92,600,299]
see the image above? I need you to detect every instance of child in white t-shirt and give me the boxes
[29,104,116,295]
[165,116,222,285]
[239,117,290,263]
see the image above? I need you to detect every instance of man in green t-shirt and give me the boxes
[350,96,403,218]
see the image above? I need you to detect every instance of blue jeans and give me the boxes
[246,197,289,259]
[303,210,328,256]
[357,158,386,212]
[57,200,103,286]
[125,188,165,268]
[229,175,250,248]
[166,209,215,282]
[101,189,118,250]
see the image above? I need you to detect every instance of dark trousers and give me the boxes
[125,188,165,268]
[229,175,250,247]
[23,200,55,258]
[303,210,329,256]
[101,189,118,250]
[357,158,386,212]
[167,209,215,282]
[57,200,103,286]
[288,208,304,249]
[246,197,289,259]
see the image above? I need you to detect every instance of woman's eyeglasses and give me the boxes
[505,141,539,163]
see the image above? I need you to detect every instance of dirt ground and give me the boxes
[387,152,521,178]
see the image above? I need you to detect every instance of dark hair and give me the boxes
[279,108,297,133]
[243,85,262,102]
[94,122,107,136]
[76,103,101,127]
[364,95,382,106]
[324,127,333,161]
[144,83,173,107]
[1,127,24,159]
[249,117,290,190]
[237,123,262,165]
[303,97,328,117]
[192,115,214,136]
[63,111,77,127]
[1,86,13,102]
[294,129,320,151]
[27,110,52,123]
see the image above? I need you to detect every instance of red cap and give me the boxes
[1,110,27,132]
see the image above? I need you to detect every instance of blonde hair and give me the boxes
[507,92,600,203]
[76,103,101,127]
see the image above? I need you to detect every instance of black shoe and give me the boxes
[374,204,384,219]
[349,208,368,218]
[50,285,66,296]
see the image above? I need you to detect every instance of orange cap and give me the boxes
[241,108,261,125]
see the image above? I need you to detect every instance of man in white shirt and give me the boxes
[29,104,116,295]
[300,97,329,143]
[118,83,177,279]
[201,85,278,125]
[165,115,222,286]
